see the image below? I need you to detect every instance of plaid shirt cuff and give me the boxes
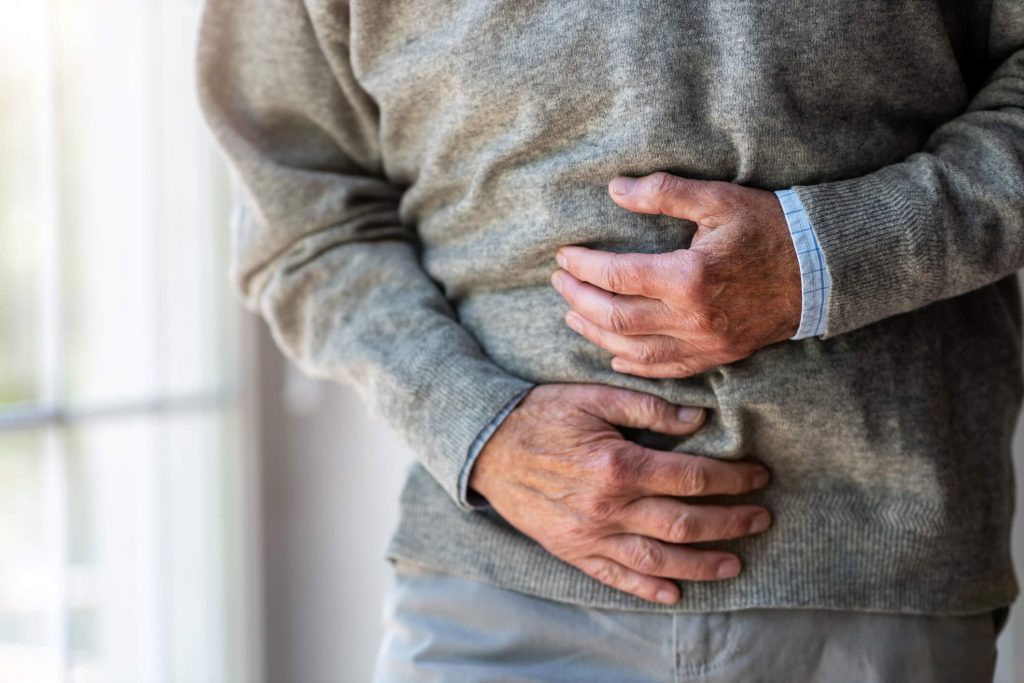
[775,188,832,339]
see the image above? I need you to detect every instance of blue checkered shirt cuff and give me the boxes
[457,386,533,511]
[775,189,832,339]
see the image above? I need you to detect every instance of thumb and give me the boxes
[580,385,706,436]
[608,171,725,225]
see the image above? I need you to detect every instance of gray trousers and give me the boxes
[372,559,1006,683]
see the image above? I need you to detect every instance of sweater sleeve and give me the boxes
[196,0,535,512]
[787,4,1024,339]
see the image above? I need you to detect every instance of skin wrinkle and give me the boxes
[470,382,771,603]
[549,173,802,382]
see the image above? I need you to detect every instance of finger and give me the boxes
[552,269,669,335]
[610,355,722,379]
[600,534,743,581]
[574,555,682,605]
[620,497,772,544]
[554,245,683,298]
[629,447,771,498]
[608,172,729,224]
[575,385,707,436]
[565,310,687,366]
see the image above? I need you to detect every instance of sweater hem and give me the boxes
[382,461,1019,617]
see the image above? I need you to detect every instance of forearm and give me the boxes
[785,8,1024,338]
[198,0,535,511]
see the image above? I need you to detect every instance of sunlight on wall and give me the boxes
[0,1,257,681]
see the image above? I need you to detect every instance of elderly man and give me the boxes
[198,0,1024,680]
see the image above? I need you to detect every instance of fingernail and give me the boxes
[752,469,770,489]
[565,311,582,331]
[555,250,567,268]
[749,511,772,534]
[677,406,703,423]
[716,558,740,579]
[610,176,637,195]
[550,271,564,292]
[656,588,678,604]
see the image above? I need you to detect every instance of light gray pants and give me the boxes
[372,560,1005,683]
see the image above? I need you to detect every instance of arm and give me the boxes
[548,8,1023,374]
[196,0,535,512]
[789,4,1024,338]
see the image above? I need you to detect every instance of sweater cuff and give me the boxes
[775,189,832,339]
[396,339,538,514]
[457,386,534,511]
[788,167,938,339]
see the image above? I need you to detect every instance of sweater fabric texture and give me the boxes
[197,0,1024,615]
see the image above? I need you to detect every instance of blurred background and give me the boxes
[0,0,413,680]
[2,1,1024,682]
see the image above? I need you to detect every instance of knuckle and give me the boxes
[606,301,634,334]
[728,513,756,538]
[679,308,723,341]
[625,537,665,574]
[603,256,638,293]
[585,557,621,587]
[633,342,662,365]
[592,446,635,489]
[691,556,727,580]
[706,310,731,337]
[579,496,618,524]
[630,393,664,421]
[678,460,710,495]
[668,510,699,543]
[648,171,674,195]
[664,361,698,379]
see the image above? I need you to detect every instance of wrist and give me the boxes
[468,439,499,502]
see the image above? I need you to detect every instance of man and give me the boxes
[197,0,1024,680]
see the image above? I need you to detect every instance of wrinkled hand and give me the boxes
[550,171,803,379]
[468,383,772,605]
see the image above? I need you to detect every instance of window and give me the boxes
[0,0,259,680]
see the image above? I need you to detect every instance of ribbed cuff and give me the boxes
[790,167,939,339]
[458,386,534,511]
[398,338,537,513]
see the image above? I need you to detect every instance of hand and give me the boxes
[550,171,803,379]
[468,383,772,605]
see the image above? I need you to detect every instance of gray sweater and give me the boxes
[197,0,1024,615]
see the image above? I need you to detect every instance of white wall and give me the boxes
[257,330,411,683]
[998,399,1024,682]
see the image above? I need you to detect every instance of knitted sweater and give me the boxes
[197,0,1024,614]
